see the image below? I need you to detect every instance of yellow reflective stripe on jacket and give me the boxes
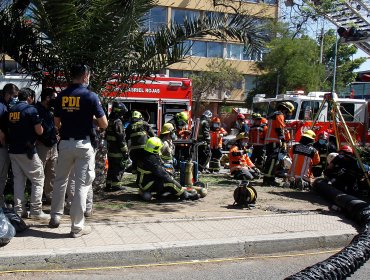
[163,183,184,196]
[137,167,154,190]
[108,152,124,158]
[131,131,147,137]
[130,145,145,150]
[106,135,117,141]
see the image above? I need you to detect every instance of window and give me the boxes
[245,75,256,93]
[192,41,207,57]
[227,44,243,60]
[172,9,200,25]
[207,42,223,58]
[263,0,277,4]
[142,7,167,32]
[252,102,269,117]
[340,103,355,122]
[298,101,321,121]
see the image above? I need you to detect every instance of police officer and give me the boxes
[126,110,155,174]
[105,101,129,192]
[35,88,58,204]
[49,64,108,238]
[8,88,47,219]
[137,137,198,201]
[197,110,212,172]
[0,83,19,207]
[263,101,294,186]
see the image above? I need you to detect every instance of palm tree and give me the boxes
[0,0,269,96]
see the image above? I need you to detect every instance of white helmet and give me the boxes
[327,152,339,165]
[202,110,213,119]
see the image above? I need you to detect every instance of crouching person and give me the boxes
[137,137,199,201]
[229,133,260,181]
[286,130,320,189]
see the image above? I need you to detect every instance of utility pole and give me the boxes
[319,27,324,64]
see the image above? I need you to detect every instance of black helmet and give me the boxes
[112,101,128,116]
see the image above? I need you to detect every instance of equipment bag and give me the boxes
[0,208,16,247]
[2,207,29,233]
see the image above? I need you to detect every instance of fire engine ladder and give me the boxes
[316,0,370,55]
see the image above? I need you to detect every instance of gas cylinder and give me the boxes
[184,160,194,186]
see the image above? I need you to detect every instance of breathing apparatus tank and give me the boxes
[184,160,194,186]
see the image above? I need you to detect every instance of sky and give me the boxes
[354,49,370,72]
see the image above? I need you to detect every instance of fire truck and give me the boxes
[252,91,369,145]
[102,75,193,134]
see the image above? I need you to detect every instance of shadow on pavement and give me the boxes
[15,226,70,239]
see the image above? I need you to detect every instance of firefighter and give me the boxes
[229,133,260,181]
[312,131,337,177]
[105,101,129,192]
[324,145,369,196]
[136,137,199,201]
[263,101,294,186]
[209,117,227,173]
[197,110,212,172]
[234,113,249,134]
[248,113,267,169]
[160,123,176,170]
[126,110,155,173]
[286,130,320,189]
[167,111,191,139]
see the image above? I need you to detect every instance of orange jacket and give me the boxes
[289,144,320,181]
[210,128,227,149]
[229,145,254,174]
[248,125,267,146]
[265,111,285,144]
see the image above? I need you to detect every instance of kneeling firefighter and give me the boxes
[105,101,129,192]
[229,133,260,181]
[136,137,199,201]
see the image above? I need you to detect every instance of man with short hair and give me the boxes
[0,83,19,207]
[35,88,58,203]
[49,64,108,238]
[8,88,47,219]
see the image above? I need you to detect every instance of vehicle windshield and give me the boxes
[252,100,298,120]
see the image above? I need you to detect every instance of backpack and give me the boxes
[233,182,257,207]
[2,207,29,233]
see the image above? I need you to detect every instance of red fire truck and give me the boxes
[102,75,193,134]
[252,91,369,145]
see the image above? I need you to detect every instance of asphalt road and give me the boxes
[1,250,369,280]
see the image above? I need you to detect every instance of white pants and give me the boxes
[9,153,45,215]
[50,139,95,233]
[0,146,10,207]
[36,142,58,200]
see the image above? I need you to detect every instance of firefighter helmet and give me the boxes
[176,111,189,122]
[340,145,354,155]
[202,110,213,119]
[211,117,221,123]
[144,137,163,154]
[237,113,245,120]
[252,113,262,119]
[318,131,329,140]
[302,130,316,140]
[327,152,339,165]
[132,110,142,119]
[112,101,128,115]
[279,101,295,113]
[161,123,174,135]
[235,132,247,141]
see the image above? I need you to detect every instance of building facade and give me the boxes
[145,0,278,118]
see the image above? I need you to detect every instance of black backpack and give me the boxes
[233,182,257,207]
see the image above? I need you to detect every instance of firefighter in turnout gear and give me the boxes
[160,123,176,170]
[136,137,199,201]
[126,110,155,173]
[248,113,267,168]
[209,117,227,173]
[312,131,337,177]
[263,101,294,186]
[197,110,212,172]
[229,133,259,181]
[167,111,191,139]
[105,101,129,192]
[286,130,320,190]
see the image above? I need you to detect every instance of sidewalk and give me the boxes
[0,212,358,271]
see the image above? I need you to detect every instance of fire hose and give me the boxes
[286,178,370,280]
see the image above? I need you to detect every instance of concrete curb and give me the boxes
[0,230,356,271]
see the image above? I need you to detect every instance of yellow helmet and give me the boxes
[235,132,248,141]
[279,101,295,113]
[144,137,163,154]
[161,123,174,135]
[302,129,316,140]
[176,111,189,122]
[252,113,262,119]
[132,111,142,119]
